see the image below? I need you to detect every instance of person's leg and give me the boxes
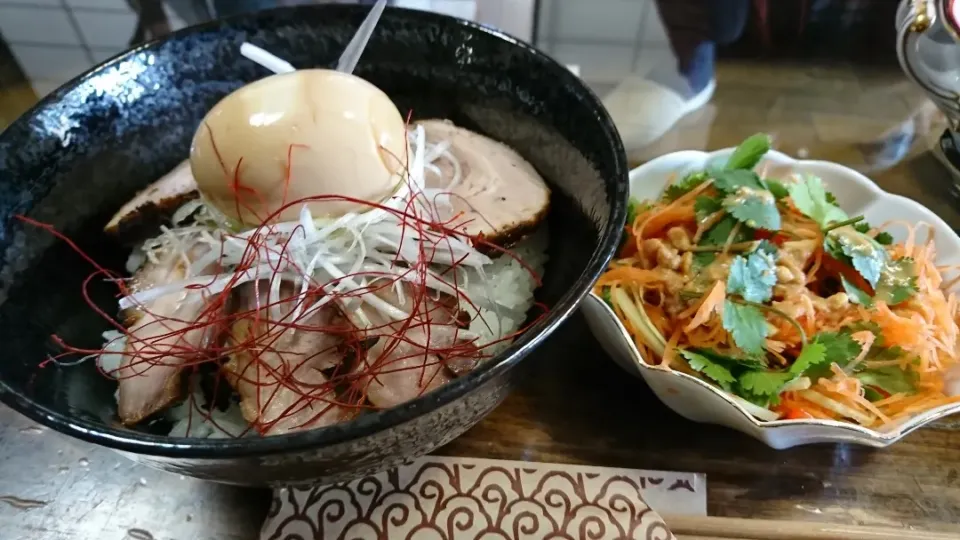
[654,0,714,95]
[602,0,749,154]
[127,0,172,45]
[656,0,748,95]
[163,0,213,26]
[602,0,716,153]
[212,0,279,17]
[711,0,750,45]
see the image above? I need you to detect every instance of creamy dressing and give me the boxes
[833,226,881,258]
[730,185,775,206]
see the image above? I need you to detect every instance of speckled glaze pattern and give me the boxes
[0,5,627,486]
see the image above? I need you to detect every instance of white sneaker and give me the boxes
[603,76,716,152]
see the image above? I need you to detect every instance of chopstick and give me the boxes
[676,536,753,540]
[336,0,388,74]
[663,515,957,540]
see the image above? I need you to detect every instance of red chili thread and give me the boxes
[18,138,548,436]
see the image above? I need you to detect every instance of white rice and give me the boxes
[167,379,249,439]
[462,225,549,356]
[97,330,126,377]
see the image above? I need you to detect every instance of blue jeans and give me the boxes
[655,0,750,94]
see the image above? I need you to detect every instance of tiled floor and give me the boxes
[0,0,481,97]
[0,0,148,95]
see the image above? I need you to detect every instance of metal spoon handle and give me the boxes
[335,0,388,74]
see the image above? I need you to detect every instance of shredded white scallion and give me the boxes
[240,42,296,74]
[118,43,509,338]
[117,114,494,329]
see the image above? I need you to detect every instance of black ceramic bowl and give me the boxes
[0,5,626,486]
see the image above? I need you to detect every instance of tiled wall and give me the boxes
[535,0,669,86]
[0,0,140,95]
[1,0,668,98]
[0,0,480,97]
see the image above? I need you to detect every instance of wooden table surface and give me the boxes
[5,310,960,539]
[3,14,960,540]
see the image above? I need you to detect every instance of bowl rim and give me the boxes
[0,4,629,458]
[590,147,960,441]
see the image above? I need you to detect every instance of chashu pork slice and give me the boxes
[357,324,475,408]
[348,280,482,408]
[418,119,550,247]
[224,281,355,435]
[105,160,199,239]
[117,242,224,425]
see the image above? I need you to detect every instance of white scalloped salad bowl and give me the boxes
[581,147,960,449]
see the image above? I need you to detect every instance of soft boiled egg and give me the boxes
[189,69,407,226]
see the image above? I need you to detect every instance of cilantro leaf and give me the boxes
[723,354,768,370]
[874,232,894,245]
[871,345,906,362]
[845,321,881,336]
[822,234,845,261]
[856,366,918,395]
[874,257,918,306]
[841,322,886,347]
[626,197,643,225]
[817,331,864,367]
[755,239,778,256]
[726,246,778,303]
[841,275,874,307]
[694,195,723,221]
[693,215,753,268]
[725,133,771,171]
[788,342,827,375]
[723,188,781,231]
[600,286,613,308]
[722,301,768,355]
[689,348,768,371]
[663,172,708,202]
[837,257,916,307]
[701,216,751,246]
[765,179,790,200]
[830,227,888,288]
[712,169,765,193]
[680,349,736,391]
[844,246,885,289]
[803,330,863,379]
[738,371,795,398]
[854,222,895,246]
[694,252,717,268]
[787,175,848,228]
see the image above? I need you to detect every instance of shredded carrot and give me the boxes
[636,204,696,240]
[684,280,725,331]
[598,181,960,431]
[872,302,925,351]
[661,326,684,368]
[596,266,670,288]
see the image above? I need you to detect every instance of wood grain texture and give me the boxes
[1,36,959,540]
[663,515,960,540]
[441,311,960,534]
